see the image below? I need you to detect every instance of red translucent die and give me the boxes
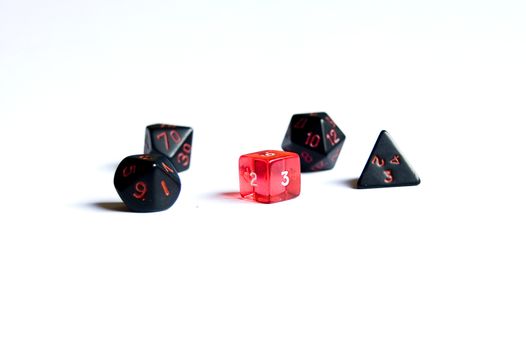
[239,150,301,203]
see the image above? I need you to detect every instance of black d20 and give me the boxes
[357,130,420,189]
[281,112,346,172]
[114,154,182,212]
[145,124,193,172]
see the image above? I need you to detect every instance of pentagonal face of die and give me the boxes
[145,124,193,172]
[239,150,300,204]
[282,112,346,172]
[114,154,182,212]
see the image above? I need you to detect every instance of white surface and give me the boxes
[1,1,525,349]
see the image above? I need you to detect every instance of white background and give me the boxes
[1,0,525,349]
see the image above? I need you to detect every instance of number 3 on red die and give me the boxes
[239,150,301,204]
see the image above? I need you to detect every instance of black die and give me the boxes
[114,154,182,212]
[281,112,346,172]
[145,124,193,172]
[357,130,420,188]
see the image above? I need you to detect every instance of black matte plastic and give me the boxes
[281,112,346,172]
[357,131,420,189]
[145,124,193,172]
[114,154,181,212]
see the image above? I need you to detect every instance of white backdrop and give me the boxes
[1,1,525,349]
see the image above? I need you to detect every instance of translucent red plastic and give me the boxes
[239,150,301,203]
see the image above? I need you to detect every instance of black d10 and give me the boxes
[145,124,193,172]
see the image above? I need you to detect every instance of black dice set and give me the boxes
[114,124,193,212]
[112,115,420,212]
[280,112,419,189]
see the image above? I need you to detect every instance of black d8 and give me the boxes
[114,154,181,212]
[281,112,346,172]
[145,124,193,172]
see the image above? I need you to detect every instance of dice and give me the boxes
[357,130,420,188]
[114,154,182,212]
[282,112,346,172]
[239,150,301,204]
[145,124,193,172]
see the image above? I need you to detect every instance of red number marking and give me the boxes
[384,170,393,183]
[177,153,189,166]
[294,118,308,129]
[138,155,152,160]
[326,129,340,146]
[170,130,182,143]
[132,181,148,200]
[176,143,192,166]
[305,132,321,148]
[156,130,181,151]
[301,151,313,163]
[160,180,170,196]
[161,162,174,173]
[372,155,385,167]
[122,165,136,177]
[390,155,400,165]
[156,132,170,151]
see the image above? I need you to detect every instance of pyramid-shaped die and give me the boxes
[282,112,346,172]
[357,131,420,188]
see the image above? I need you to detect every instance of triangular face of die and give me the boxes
[357,131,420,189]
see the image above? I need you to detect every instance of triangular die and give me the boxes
[357,131,420,189]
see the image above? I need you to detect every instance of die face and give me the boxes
[282,112,346,172]
[145,124,193,172]
[114,154,181,212]
[239,150,300,203]
[357,131,420,189]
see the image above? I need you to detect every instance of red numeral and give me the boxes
[177,153,189,166]
[132,181,148,200]
[161,162,174,173]
[372,155,385,167]
[156,130,182,151]
[160,180,170,196]
[294,118,308,129]
[326,129,340,146]
[305,132,321,148]
[156,132,170,151]
[301,151,313,163]
[384,170,393,183]
[122,165,136,177]
[176,142,191,166]
[170,130,181,143]
[390,155,400,165]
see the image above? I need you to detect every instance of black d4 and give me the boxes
[357,130,420,189]
[145,124,193,172]
[282,112,346,172]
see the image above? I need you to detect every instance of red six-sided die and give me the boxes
[239,150,301,204]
